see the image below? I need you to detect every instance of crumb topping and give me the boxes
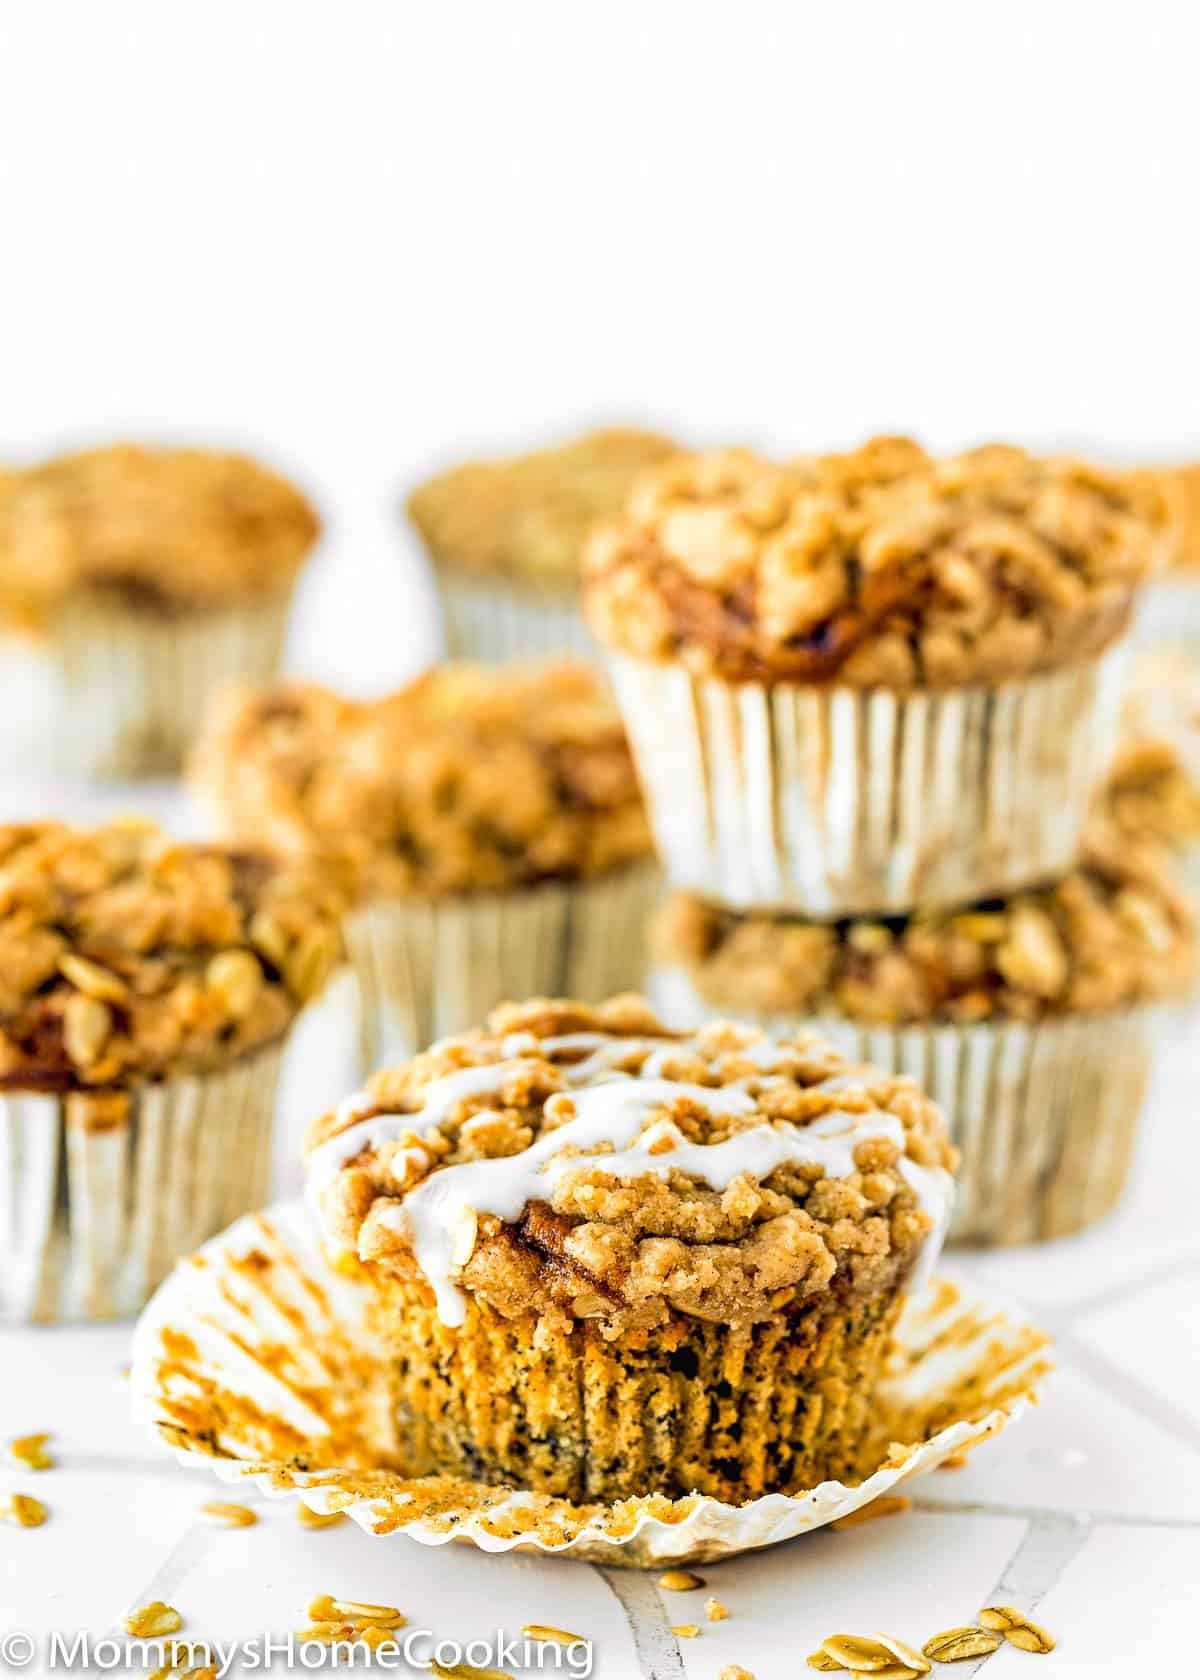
[1102,652,1200,851]
[0,819,345,1091]
[0,444,318,624]
[407,427,681,584]
[191,659,652,898]
[584,441,1165,685]
[656,824,1195,1025]
[306,996,955,1334]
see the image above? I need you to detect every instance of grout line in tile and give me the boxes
[123,1519,218,1626]
[912,1496,1200,1531]
[1049,1326,1200,1458]
[597,1563,686,1680]
[1046,1248,1200,1329]
[948,1512,1089,1677]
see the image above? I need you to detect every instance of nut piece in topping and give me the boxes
[0,1493,48,1527]
[921,1627,1001,1662]
[448,1206,478,1271]
[7,1432,53,1470]
[198,1501,257,1527]
[63,994,113,1067]
[658,1569,705,1591]
[59,953,129,1001]
[124,1603,183,1639]
[205,951,264,1018]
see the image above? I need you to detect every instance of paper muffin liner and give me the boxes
[654,967,1156,1246]
[1133,576,1200,659]
[608,649,1126,916]
[344,865,659,1071]
[130,1199,1050,1567]
[0,1044,284,1324]
[0,591,293,779]
[436,568,599,665]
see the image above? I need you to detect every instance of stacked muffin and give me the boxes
[584,440,1189,1243]
[1126,460,1200,655]
[1102,651,1200,896]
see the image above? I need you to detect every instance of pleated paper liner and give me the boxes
[0,1044,284,1323]
[130,1200,1050,1568]
[653,967,1156,1246]
[0,589,292,778]
[436,568,600,666]
[344,864,660,1070]
[608,649,1126,916]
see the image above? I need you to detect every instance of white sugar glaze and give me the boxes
[306,1029,954,1324]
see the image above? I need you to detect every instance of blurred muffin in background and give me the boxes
[1126,460,1200,654]
[407,427,680,663]
[653,823,1194,1247]
[0,444,319,778]
[585,439,1165,916]
[191,658,657,1069]
[1102,650,1200,893]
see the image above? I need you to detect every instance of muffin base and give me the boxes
[436,568,599,665]
[0,1044,283,1323]
[372,1282,905,1503]
[0,591,292,778]
[344,865,659,1072]
[609,650,1125,915]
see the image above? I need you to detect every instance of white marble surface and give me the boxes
[1,1003,1196,1678]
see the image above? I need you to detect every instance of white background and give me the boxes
[2,0,1198,692]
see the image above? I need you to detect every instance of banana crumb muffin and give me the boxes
[1102,652,1200,862]
[0,444,319,777]
[192,661,656,1063]
[305,995,955,1502]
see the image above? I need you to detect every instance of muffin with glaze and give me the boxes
[654,823,1193,1244]
[584,439,1165,915]
[407,427,680,663]
[191,660,657,1068]
[0,443,319,776]
[0,818,344,1322]
[305,995,955,1503]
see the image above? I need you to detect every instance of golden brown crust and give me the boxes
[407,427,681,584]
[190,659,652,898]
[655,825,1195,1024]
[0,820,344,1091]
[1102,652,1200,850]
[306,996,955,1335]
[584,441,1165,685]
[0,445,319,624]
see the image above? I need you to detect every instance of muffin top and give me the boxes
[190,659,652,899]
[1102,652,1200,850]
[305,995,955,1335]
[407,427,680,585]
[584,441,1165,686]
[0,444,319,622]
[0,819,344,1094]
[656,824,1194,1025]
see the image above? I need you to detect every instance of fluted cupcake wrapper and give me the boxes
[609,651,1126,917]
[653,967,1156,1246]
[130,1199,1050,1567]
[344,866,660,1073]
[436,568,599,665]
[0,1045,284,1323]
[0,592,293,778]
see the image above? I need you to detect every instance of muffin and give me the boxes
[1127,461,1200,654]
[1101,651,1200,895]
[654,824,1194,1245]
[584,441,1165,915]
[190,660,658,1069]
[0,818,343,1322]
[304,994,956,1503]
[0,444,319,777]
[407,427,680,663]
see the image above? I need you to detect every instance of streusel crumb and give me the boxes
[191,660,651,898]
[407,427,681,584]
[584,440,1166,685]
[1102,652,1200,850]
[655,823,1194,1024]
[0,445,318,625]
[0,820,344,1091]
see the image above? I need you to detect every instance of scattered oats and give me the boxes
[875,1633,930,1673]
[978,1607,1025,1633]
[116,1363,131,1384]
[705,1597,730,1622]
[1,1494,48,1528]
[822,1632,897,1671]
[832,1494,912,1531]
[297,1624,357,1644]
[306,1596,406,1628]
[296,1503,346,1529]
[719,1667,756,1680]
[659,1569,706,1591]
[125,1603,183,1639]
[521,1625,588,1647]
[1005,1623,1055,1654]
[8,1432,54,1471]
[430,1663,514,1680]
[358,1627,402,1653]
[921,1627,1001,1663]
[198,1501,257,1528]
[806,1653,842,1672]
[671,1624,700,1639]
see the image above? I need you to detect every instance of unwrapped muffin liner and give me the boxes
[436,569,599,665]
[609,650,1126,916]
[0,1045,284,1323]
[344,865,659,1071]
[654,968,1156,1246]
[130,1199,1050,1567]
[0,591,292,778]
